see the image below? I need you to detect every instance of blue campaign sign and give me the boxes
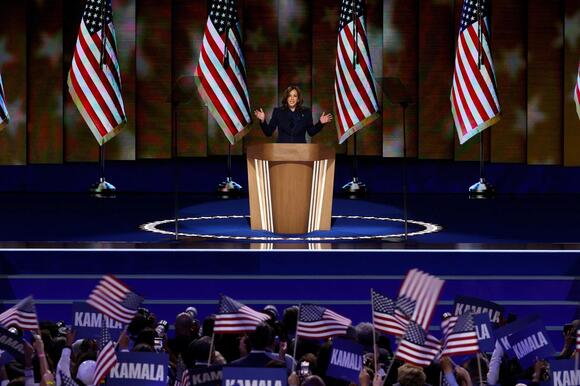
[544,359,580,386]
[72,302,125,340]
[188,365,223,386]
[0,327,24,363]
[0,350,14,365]
[495,314,540,358]
[326,338,364,383]
[222,367,287,386]
[107,352,169,386]
[506,320,555,369]
[472,313,496,353]
[453,296,504,324]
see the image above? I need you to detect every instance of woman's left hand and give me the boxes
[320,112,333,124]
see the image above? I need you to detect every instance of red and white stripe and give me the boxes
[93,340,117,385]
[576,329,580,352]
[374,309,409,337]
[194,18,251,144]
[396,334,441,368]
[574,61,579,120]
[441,315,479,356]
[334,15,380,144]
[214,306,270,334]
[0,296,39,331]
[180,368,191,386]
[451,17,500,144]
[68,16,126,145]
[398,269,444,331]
[297,308,352,340]
[0,73,9,130]
[87,275,139,324]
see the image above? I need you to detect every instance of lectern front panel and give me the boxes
[269,162,312,234]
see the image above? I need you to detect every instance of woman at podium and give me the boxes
[254,86,332,143]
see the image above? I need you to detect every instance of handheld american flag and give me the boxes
[396,269,444,331]
[576,329,579,352]
[451,0,500,144]
[0,296,39,331]
[87,275,143,324]
[67,0,126,145]
[395,321,441,367]
[371,289,409,337]
[575,61,579,120]
[59,371,79,386]
[441,312,479,356]
[297,304,352,340]
[0,74,9,130]
[334,0,380,144]
[194,0,252,145]
[93,325,117,385]
[214,295,270,334]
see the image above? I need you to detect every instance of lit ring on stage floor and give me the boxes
[140,215,442,241]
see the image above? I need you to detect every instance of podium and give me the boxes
[247,144,335,234]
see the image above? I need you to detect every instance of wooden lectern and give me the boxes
[247,144,335,234]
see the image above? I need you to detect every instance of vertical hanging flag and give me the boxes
[214,295,270,334]
[371,289,409,337]
[396,269,444,331]
[68,0,126,145]
[93,325,118,385]
[0,296,39,331]
[297,304,352,339]
[194,0,252,144]
[441,312,479,356]
[450,0,500,144]
[0,73,9,130]
[575,61,580,120]
[334,0,380,144]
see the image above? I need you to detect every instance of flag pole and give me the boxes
[91,0,115,197]
[468,0,494,198]
[476,353,484,386]
[370,289,378,375]
[292,304,302,370]
[217,144,243,197]
[207,332,215,366]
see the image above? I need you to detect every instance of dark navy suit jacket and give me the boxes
[260,107,324,143]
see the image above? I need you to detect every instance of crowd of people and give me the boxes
[0,304,578,386]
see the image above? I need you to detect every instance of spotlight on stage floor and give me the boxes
[469,178,495,199]
[217,176,243,198]
[341,177,367,199]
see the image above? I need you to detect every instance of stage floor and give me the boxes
[0,192,579,248]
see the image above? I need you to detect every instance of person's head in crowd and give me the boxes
[355,322,377,349]
[282,306,299,335]
[463,356,489,385]
[302,375,326,386]
[263,305,279,321]
[128,310,156,340]
[75,359,96,386]
[560,319,580,358]
[299,353,318,376]
[133,343,155,352]
[135,327,156,347]
[175,312,198,339]
[250,322,273,351]
[397,364,427,386]
[7,379,25,386]
[202,314,216,337]
[188,336,212,365]
[238,334,251,357]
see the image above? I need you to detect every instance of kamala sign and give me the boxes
[72,302,124,340]
[222,367,287,386]
[327,338,364,383]
[107,352,168,386]
[453,296,504,324]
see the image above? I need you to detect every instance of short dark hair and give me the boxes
[250,322,273,350]
[188,336,212,363]
[281,86,304,109]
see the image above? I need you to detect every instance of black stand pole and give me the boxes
[90,1,115,197]
[401,103,408,240]
[172,102,180,240]
[341,132,367,198]
[217,145,242,198]
[468,1,494,198]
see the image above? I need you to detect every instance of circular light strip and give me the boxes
[140,215,442,241]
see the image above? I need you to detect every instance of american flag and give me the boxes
[59,371,79,386]
[0,73,9,130]
[441,312,479,356]
[67,0,126,145]
[334,0,380,144]
[296,304,352,340]
[0,296,39,331]
[371,289,409,337]
[395,321,441,367]
[92,325,117,385]
[179,369,191,386]
[396,269,444,331]
[450,0,500,145]
[575,61,580,120]
[214,295,270,334]
[175,354,190,386]
[576,329,580,352]
[194,0,252,145]
[87,275,143,324]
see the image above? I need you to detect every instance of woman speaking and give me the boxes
[254,86,333,143]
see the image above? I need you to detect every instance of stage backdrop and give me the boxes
[0,0,578,165]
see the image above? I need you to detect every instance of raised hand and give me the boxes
[254,108,266,122]
[319,112,333,124]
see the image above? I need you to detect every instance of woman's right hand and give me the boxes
[254,108,265,122]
